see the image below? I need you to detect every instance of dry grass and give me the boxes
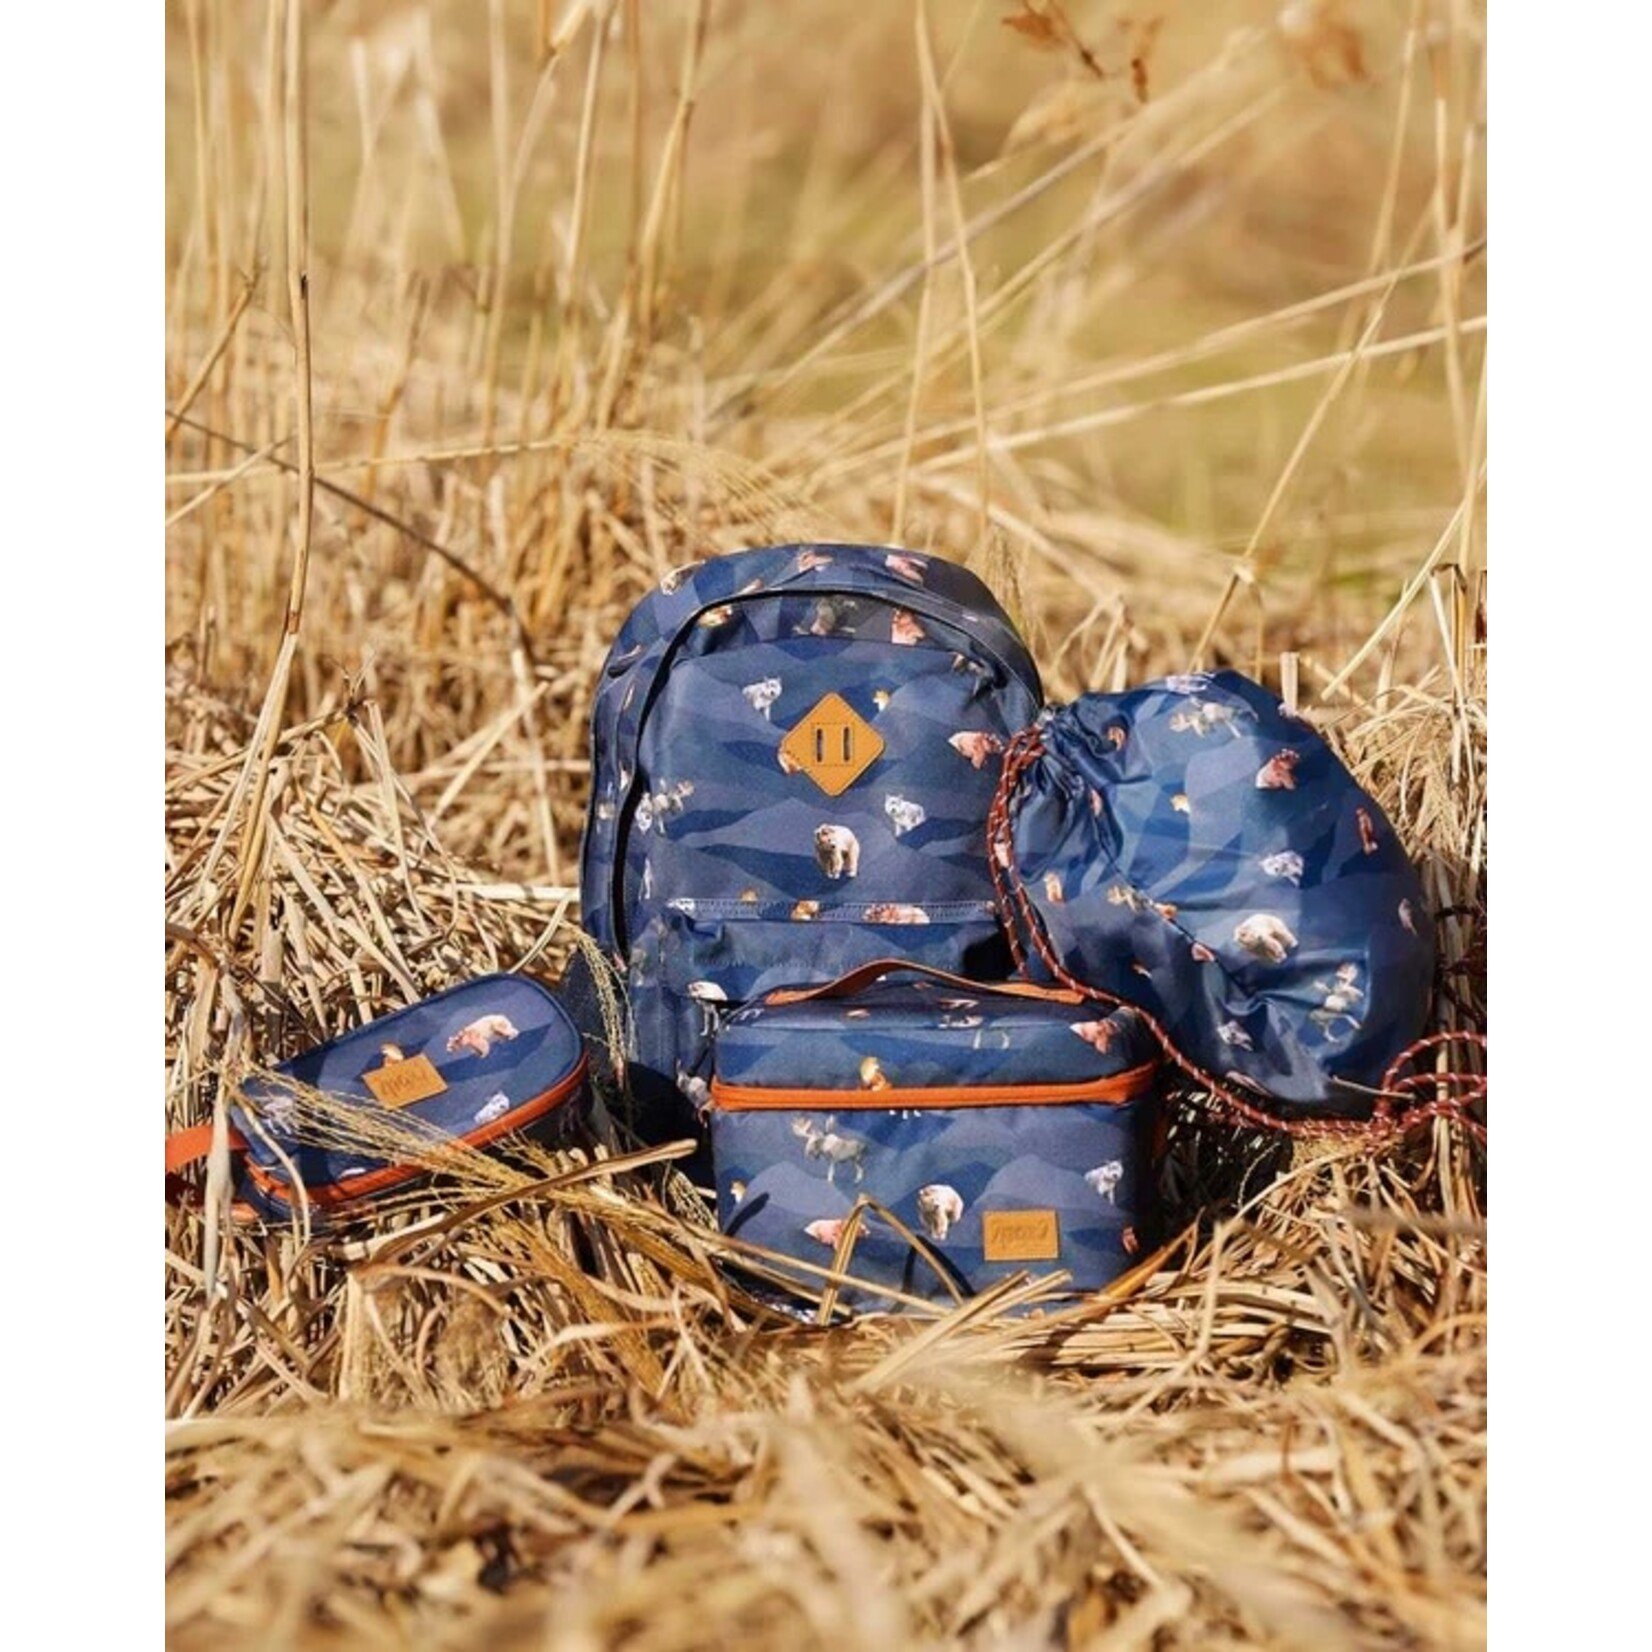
[166,1,1486,1644]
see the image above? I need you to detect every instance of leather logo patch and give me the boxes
[981,1209,1060,1263]
[363,1053,447,1109]
[779,692,885,796]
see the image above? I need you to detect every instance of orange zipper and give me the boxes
[242,1054,588,1209]
[710,1058,1156,1113]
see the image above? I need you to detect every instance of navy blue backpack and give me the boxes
[580,544,1043,1148]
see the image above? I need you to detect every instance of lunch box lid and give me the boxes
[714,961,1156,1095]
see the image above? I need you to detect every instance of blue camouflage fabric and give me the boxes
[1002,670,1433,1113]
[579,544,1043,1148]
[710,967,1160,1306]
[234,975,587,1221]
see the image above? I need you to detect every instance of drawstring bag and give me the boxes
[990,671,1435,1118]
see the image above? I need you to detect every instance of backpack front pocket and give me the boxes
[625,903,1012,1132]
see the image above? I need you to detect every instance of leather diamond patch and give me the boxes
[779,692,885,796]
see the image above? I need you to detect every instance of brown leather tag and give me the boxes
[363,1053,447,1109]
[981,1209,1060,1263]
[779,693,885,796]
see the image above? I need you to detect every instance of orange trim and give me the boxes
[764,958,1083,1007]
[165,1121,248,1173]
[231,1054,587,1211]
[710,1058,1157,1112]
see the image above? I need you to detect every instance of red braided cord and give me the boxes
[985,728,1486,1146]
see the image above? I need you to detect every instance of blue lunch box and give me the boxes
[709,960,1161,1308]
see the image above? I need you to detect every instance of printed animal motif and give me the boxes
[697,604,735,628]
[1261,850,1305,885]
[447,1014,521,1059]
[1190,941,1216,963]
[636,779,694,834]
[730,1180,746,1205]
[1217,1020,1255,1051]
[1356,806,1380,855]
[858,1055,891,1091]
[1121,1226,1139,1256]
[1153,901,1178,921]
[595,798,616,821]
[796,549,835,572]
[1255,750,1301,790]
[1161,673,1214,695]
[686,980,729,1036]
[804,1218,848,1248]
[938,1013,983,1029]
[814,824,862,880]
[1103,724,1127,749]
[884,794,927,836]
[739,888,760,904]
[885,552,926,583]
[864,902,929,924]
[949,730,1004,768]
[1089,788,1104,816]
[799,596,851,637]
[1311,963,1365,1028]
[379,1043,405,1064]
[916,1184,965,1242]
[657,562,702,594]
[792,1115,870,1184]
[640,860,654,900]
[791,900,821,921]
[1169,699,1247,738]
[1398,898,1418,935]
[260,1089,299,1132]
[890,609,927,645]
[872,688,893,710]
[1070,1020,1118,1053]
[474,1092,512,1125]
[1085,1161,1125,1204]
[937,997,979,1010]
[778,747,802,775]
[950,652,993,681]
[1234,913,1298,963]
[1107,884,1148,914]
[675,1066,712,1115]
[1170,793,1191,815]
[1043,871,1065,904]
[742,677,783,719]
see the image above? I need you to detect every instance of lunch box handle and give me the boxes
[763,958,1086,1007]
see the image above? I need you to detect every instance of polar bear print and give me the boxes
[1234,913,1298,964]
[814,824,861,879]
[884,794,926,836]
[1085,1161,1125,1204]
[742,677,782,719]
[916,1184,965,1242]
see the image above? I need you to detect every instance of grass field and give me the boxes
[165,2,1486,1644]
